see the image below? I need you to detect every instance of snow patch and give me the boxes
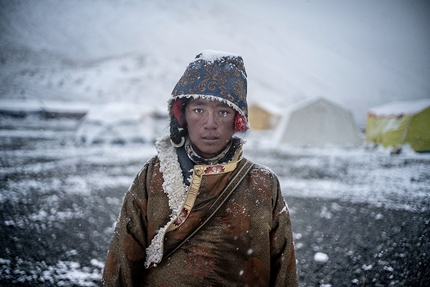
[314,252,329,264]
[368,98,430,117]
[193,49,241,63]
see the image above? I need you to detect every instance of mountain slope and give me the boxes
[1,0,429,126]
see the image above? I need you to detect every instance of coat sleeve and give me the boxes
[101,159,154,286]
[270,174,298,287]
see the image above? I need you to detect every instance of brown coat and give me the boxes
[102,137,297,287]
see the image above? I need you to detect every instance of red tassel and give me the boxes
[172,99,185,127]
[234,113,247,132]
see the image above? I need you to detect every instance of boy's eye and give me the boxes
[194,108,203,114]
[219,110,229,117]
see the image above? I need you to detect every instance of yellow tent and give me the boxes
[248,102,282,131]
[366,99,430,152]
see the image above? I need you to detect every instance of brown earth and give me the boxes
[288,196,429,287]
[1,194,428,286]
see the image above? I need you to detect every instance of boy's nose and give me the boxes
[204,111,217,129]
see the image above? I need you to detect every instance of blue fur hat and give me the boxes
[170,50,248,121]
[169,50,249,145]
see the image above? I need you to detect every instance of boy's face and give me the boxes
[185,98,236,159]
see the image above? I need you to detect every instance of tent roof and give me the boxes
[40,100,90,114]
[0,99,43,112]
[368,98,430,117]
[85,102,151,123]
[286,97,350,112]
[248,100,284,115]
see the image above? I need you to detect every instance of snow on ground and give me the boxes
[0,116,429,285]
[2,116,428,212]
[245,136,430,212]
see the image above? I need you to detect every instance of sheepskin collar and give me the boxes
[145,136,188,268]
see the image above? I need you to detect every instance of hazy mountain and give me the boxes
[1,0,429,126]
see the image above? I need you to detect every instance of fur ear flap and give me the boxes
[172,99,186,128]
[234,113,247,133]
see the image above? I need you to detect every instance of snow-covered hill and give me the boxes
[1,0,429,126]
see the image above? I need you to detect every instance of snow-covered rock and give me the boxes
[314,252,329,264]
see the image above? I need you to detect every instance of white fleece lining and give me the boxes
[144,136,188,268]
[174,94,244,115]
[168,94,251,130]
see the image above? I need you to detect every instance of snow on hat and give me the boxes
[169,50,249,146]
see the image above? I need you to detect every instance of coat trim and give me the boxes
[144,136,244,268]
[144,136,188,268]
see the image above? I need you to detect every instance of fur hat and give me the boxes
[169,50,249,146]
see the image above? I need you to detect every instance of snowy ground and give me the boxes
[247,136,430,212]
[0,116,429,286]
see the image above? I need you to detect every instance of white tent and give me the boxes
[273,97,362,147]
[74,102,166,145]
